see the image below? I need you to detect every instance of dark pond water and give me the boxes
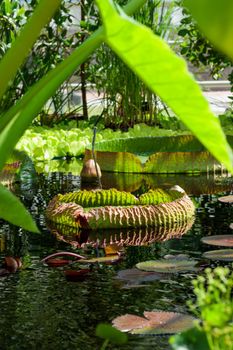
[0,166,233,350]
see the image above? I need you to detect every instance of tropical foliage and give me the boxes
[46,187,195,229]
[170,267,233,350]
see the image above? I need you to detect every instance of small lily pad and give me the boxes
[218,195,233,203]
[203,249,233,261]
[116,268,167,284]
[201,235,233,247]
[112,311,195,335]
[136,259,198,273]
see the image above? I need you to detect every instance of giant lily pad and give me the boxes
[136,259,198,273]
[201,235,233,247]
[203,249,233,261]
[112,311,195,335]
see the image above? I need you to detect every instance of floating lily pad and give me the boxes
[203,249,233,261]
[201,235,233,247]
[116,268,167,284]
[80,255,121,264]
[218,195,233,203]
[136,259,198,273]
[112,311,195,335]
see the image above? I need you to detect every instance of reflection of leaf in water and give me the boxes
[112,311,195,335]
[49,215,195,248]
[136,259,198,273]
[203,249,233,261]
[201,235,233,247]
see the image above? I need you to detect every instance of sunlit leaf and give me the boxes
[201,235,233,247]
[184,0,233,61]
[112,311,195,335]
[0,183,39,232]
[96,0,233,173]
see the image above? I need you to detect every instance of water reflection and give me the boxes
[48,216,195,248]
[0,167,233,350]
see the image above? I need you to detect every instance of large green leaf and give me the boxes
[0,0,146,171]
[0,0,61,101]
[0,184,39,232]
[96,0,233,173]
[184,0,233,61]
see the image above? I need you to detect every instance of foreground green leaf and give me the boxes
[0,184,39,233]
[96,0,233,173]
[184,0,233,61]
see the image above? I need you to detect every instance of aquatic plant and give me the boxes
[170,267,233,350]
[46,187,195,230]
